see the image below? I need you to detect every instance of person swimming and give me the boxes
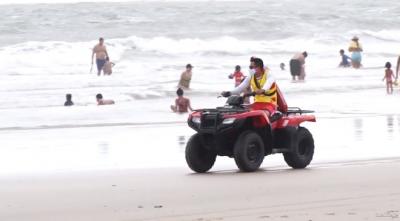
[170,88,193,113]
[96,93,115,105]
[64,94,74,106]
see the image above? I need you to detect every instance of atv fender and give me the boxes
[275,115,316,128]
[224,110,271,128]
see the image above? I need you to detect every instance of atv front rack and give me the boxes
[194,106,247,114]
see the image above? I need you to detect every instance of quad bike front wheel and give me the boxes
[234,131,265,172]
[185,133,217,173]
[283,127,314,169]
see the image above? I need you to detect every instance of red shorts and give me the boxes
[251,102,276,115]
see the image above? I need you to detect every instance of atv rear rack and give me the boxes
[286,107,315,115]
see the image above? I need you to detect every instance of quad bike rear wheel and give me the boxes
[185,133,217,173]
[283,127,314,169]
[234,131,265,172]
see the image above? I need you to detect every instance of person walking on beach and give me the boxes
[348,36,363,69]
[170,88,193,113]
[382,62,395,94]
[64,94,74,106]
[290,51,308,81]
[228,65,245,87]
[339,49,351,67]
[92,37,109,76]
[96,93,115,105]
[178,64,193,89]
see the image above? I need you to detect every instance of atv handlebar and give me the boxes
[243,92,256,97]
[221,91,255,98]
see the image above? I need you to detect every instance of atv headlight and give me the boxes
[192,117,201,124]
[222,118,236,124]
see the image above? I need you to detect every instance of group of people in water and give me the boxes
[66,36,400,109]
[64,38,116,107]
[91,37,115,76]
[64,93,115,106]
[339,36,399,94]
[171,36,400,114]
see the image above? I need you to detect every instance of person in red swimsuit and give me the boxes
[228,65,245,87]
[171,88,193,113]
[383,62,395,94]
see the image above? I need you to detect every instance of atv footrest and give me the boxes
[269,111,283,123]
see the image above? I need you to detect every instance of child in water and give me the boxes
[228,65,245,87]
[280,63,285,71]
[64,94,74,106]
[103,57,115,75]
[339,49,351,67]
[170,88,193,113]
[382,62,395,94]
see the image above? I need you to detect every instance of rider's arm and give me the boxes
[230,74,251,95]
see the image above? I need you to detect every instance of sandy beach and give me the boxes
[1,158,399,221]
[1,1,400,221]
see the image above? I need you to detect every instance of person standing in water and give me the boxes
[348,36,363,69]
[170,88,193,113]
[382,62,395,94]
[91,37,109,76]
[178,64,193,89]
[290,51,308,81]
[228,65,245,87]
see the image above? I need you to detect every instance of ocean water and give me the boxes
[0,0,400,173]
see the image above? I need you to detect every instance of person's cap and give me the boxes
[352,36,359,41]
[186,64,193,68]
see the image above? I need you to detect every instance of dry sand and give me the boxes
[1,158,400,221]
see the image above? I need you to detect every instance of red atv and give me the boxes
[185,86,316,173]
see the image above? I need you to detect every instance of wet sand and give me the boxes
[1,158,400,221]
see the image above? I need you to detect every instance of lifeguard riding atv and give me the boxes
[185,87,316,173]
